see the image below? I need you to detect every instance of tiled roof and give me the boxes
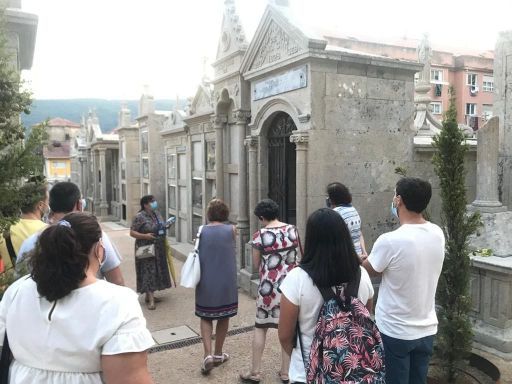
[46,117,81,128]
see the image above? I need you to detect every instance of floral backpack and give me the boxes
[298,268,386,384]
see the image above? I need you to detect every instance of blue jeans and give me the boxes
[381,333,435,384]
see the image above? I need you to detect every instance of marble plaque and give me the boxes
[253,65,307,101]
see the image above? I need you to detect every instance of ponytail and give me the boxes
[30,212,101,301]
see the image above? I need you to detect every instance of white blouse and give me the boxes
[0,276,154,383]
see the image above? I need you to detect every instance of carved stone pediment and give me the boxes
[189,85,213,116]
[249,20,303,71]
[215,0,248,62]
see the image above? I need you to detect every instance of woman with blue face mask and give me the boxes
[129,195,173,309]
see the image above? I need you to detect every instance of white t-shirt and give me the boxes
[279,266,374,384]
[368,222,445,340]
[0,276,154,384]
[17,230,121,276]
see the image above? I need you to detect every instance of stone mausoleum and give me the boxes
[75,0,481,295]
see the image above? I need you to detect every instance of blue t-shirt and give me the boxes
[17,230,121,277]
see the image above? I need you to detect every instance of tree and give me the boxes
[0,10,47,234]
[432,88,481,381]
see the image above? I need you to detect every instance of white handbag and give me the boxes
[135,243,155,260]
[180,226,203,288]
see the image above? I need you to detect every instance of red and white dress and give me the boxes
[252,224,299,328]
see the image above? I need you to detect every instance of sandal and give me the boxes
[201,355,214,375]
[213,352,230,366]
[146,301,156,310]
[239,371,261,383]
[277,371,289,383]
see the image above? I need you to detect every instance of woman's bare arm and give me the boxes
[102,352,153,384]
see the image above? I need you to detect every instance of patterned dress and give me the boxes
[131,210,172,293]
[252,224,299,328]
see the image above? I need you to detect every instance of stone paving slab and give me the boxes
[152,325,198,345]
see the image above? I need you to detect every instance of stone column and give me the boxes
[471,117,506,212]
[233,110,251,271]
[290,131,309,241]
[245,136,259,238]
[92,149,98,208]
[495,32,512,209]
[98,148,109,217]
[212,115,227,200]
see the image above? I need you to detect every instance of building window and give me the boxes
[168,186,176,210]
[206,141,215,171]
[143,183,149,195]
[466,103,477,116]
[482,104,493,121]
[121,183,126,201]
[142,158,149,179]
[178,153,187,181]
[167,154,176,179]
[192,141,203,172]
[141,130,149,153]
[467,73,477,86]
[192,179,202,209]
[53,161,66,169]
[430,102,442,115]
[483,76,494,92]
[430,69,443,83]
[434,83,442,97]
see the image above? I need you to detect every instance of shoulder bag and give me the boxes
[180,226,203,288]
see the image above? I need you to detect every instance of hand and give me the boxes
[145,233,156,240]
[360,253,368,262]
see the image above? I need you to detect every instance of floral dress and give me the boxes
[252,224,299,328]
[131,210,172,293]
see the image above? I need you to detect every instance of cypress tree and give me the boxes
[432,88,481,381]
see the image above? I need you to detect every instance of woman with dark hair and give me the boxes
[130,195,172,310]
[0,212,154,383]
[240,199,299,384]
[194,199,238,374]
[278,208,374,384]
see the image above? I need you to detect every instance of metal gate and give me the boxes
[268,113,296,224]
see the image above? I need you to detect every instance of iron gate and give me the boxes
[268,113,296,224]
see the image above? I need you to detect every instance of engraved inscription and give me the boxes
[253,65,307,101]
[251,20,301,70]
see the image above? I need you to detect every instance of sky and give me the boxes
[20,0,512,100]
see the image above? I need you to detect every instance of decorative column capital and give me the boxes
[232,110,251,125]
[244,136,258,149]
[211,114,228,127]
[290,131,309,148]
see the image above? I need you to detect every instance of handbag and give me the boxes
[180,226,203,288]
[135,243,155,260]
[0,333,13,384]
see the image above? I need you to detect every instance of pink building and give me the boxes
[324,35,494,129]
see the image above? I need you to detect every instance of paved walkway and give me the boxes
[103,224,512,384]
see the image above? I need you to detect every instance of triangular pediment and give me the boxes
[189,85,213,116]
[215,0,248,62]
[241,5,313,74]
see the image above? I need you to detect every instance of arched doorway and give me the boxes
[267,112,296,224]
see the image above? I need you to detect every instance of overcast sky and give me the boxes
[21,0,512,100]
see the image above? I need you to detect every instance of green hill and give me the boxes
[22,99,185,133]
